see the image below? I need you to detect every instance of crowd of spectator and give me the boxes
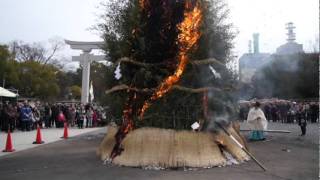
[1,98,318,133]
[0,101,108,132]
[239,99,319,123]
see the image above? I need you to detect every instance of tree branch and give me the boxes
[112,57,225,67]
[105,84,153,94]
[190,58,225,66]
[44,44,58,64]
[105,84,231,95]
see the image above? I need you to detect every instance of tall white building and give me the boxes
[239,22,304,83]
[276,22,304,55]
[239,33,271,83]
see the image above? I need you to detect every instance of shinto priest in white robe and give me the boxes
[246,107,268,131]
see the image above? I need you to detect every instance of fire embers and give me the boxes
[139,1,203,119]
[110,92,136,159]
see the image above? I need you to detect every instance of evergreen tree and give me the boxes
[97,0,237,129]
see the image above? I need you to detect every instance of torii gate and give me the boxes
[65,40,106,104]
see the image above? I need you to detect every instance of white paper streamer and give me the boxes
[114,63,122,80]
[209,65,221,79]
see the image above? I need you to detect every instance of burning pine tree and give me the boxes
[97,0,238,159]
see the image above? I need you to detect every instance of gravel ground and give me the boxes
[0,122,318,180]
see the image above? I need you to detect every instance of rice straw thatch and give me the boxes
[97,124,249,168]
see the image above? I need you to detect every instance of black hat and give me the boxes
[254,101,261,107]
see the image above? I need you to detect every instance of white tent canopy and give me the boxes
[0,87,17,97]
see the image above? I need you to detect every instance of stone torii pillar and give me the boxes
[65,40,105,104]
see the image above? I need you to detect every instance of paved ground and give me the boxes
[0,127,103,157]
[0,122,318,180]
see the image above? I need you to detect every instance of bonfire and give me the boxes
[97,0,263,170]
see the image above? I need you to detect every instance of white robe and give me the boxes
[246,107,268,130]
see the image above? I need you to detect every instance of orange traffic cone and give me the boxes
[61,122,68,139]
[33,125,44,144]
[2,129,15,152]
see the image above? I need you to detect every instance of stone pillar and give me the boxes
[64,40,105,104]
[80,52,91,104]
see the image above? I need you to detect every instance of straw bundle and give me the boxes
[96,125,118,161]
[213,126,250,162]
[97,124,249,168]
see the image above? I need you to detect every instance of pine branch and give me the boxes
[112,57,225,67]
[105,84,233,95]
[105,84,153,94]
[190,58,225,66]
[113,57,166,67]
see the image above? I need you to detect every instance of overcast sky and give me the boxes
[0,0,318,70]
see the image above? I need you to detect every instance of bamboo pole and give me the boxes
[215,122,267,171]
[240,129,291,133]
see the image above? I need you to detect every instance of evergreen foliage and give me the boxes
[97,0,237,129]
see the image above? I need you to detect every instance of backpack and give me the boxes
[58,112,66,122]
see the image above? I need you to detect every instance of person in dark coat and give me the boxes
[310,102,318,123]
[6,103,18,132]
[51,104,59,128]
[297,106,307,136]
[44,103,51,128]
[271,104,278,122]
[1,103,10,131]
[263,103,271,121]
[278,102,289,123]
[76,107,85,129]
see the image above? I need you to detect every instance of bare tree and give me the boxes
[9,38,64,64]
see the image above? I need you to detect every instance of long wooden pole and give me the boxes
[240,129,291,133]
[215,122,267,171]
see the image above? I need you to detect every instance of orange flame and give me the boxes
[122,91,137,134]
[139,0,150,11]
[139,1,202,119]
[110,91,136,159]
[122,105,133,133]
[117,0,147,138]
